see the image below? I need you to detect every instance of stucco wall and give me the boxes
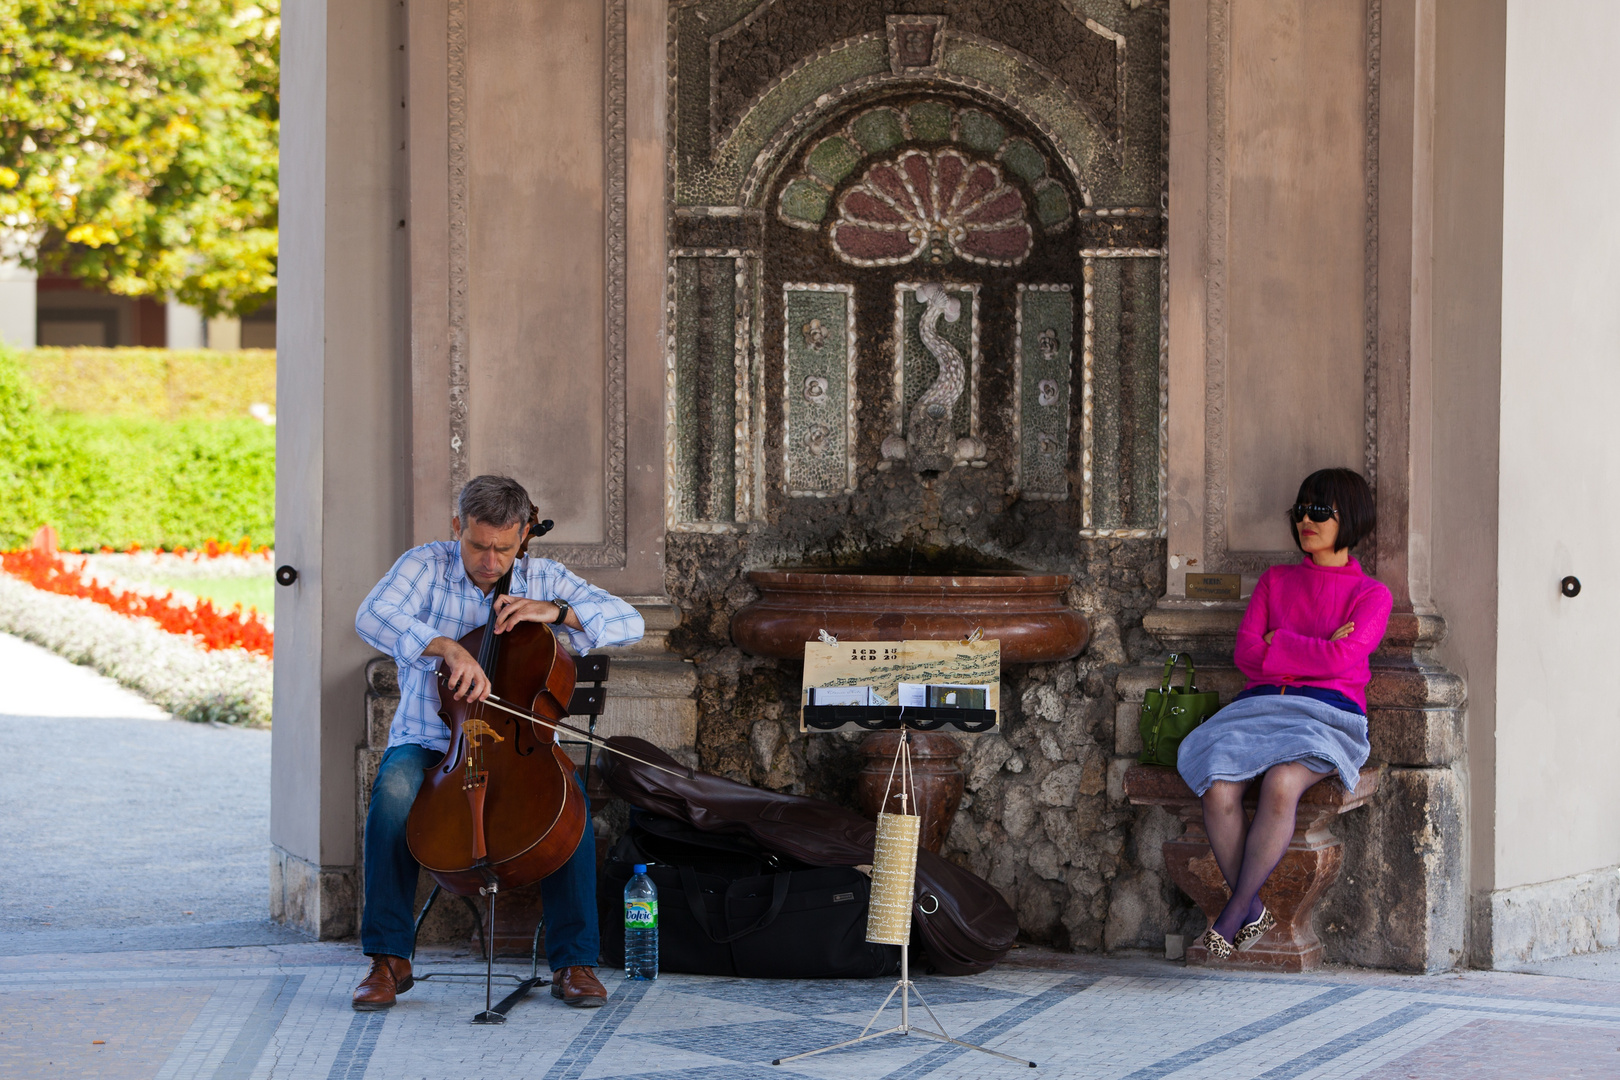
[465,0,607,543]
[1494,0,1620,890]
[402,0,667,597]
[1162,0,1379,594]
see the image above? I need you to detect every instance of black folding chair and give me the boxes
[560,654,612,793]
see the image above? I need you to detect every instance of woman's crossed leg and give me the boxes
[1201,762,1329,945]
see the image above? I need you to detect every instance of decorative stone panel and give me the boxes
[830,149,1034,267]
[1081,255,1165,537]
[669,253,750,526]
[887,15,948,75]
[893,282,981,445]
[664,0,1170,955]
[782,284,856,496]
[674,1,1161,209]
[778,102,1073,241]
[1015,284,1074,499]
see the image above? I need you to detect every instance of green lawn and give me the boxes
[141,575,276,616]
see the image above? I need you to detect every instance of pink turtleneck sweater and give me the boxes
[1233,557,1392,712]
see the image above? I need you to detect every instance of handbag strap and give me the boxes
[676,866,792,944]
[1159,652,1197,694]
[1157,654,1178,694]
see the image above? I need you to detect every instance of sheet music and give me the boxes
[801,639,1000,731]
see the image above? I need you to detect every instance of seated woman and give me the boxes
[1175,467,1391,960]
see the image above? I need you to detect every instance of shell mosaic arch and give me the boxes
[665,0,1168,536]
[776,101,1076,264]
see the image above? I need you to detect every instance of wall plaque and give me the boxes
[1016,284,1073,499]
[1184,573,1243,600]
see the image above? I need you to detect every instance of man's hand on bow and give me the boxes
[425,637,491,702]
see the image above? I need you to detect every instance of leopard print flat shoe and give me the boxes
[1200,927,1234,961]
[1235,906,1276,951]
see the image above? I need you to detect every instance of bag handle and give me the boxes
[1156,654,1178,694]
[1158,652,1196,695]
[676,866,792,944]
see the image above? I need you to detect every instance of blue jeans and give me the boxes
[360,742,599,969]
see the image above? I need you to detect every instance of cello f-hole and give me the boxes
[439,714,462,774]
[507,712,535,756]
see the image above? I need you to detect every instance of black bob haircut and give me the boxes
[1290,468,1375,553]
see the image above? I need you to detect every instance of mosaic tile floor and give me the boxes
[3,944,1617,1080]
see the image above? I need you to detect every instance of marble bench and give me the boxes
[1124,762,1381,971]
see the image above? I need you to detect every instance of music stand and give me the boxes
[771,725,1035,1070]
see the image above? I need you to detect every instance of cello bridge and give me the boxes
[464,718,505,748]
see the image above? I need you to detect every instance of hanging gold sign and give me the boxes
[866,811,920,945]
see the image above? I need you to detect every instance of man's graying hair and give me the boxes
[458,475,533,530]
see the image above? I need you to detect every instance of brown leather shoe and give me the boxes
[352,954,414,1011]
[549,965,607,1008]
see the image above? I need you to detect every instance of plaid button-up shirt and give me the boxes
[355,540,644,752]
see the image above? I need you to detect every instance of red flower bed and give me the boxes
[1,548,274,658]
[83,538,271,558]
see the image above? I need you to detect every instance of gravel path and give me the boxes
[0,632,278,949]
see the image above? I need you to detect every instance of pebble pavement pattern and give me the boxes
[1,631,1617,1079]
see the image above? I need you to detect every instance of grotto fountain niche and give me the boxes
[665,1,1167,909]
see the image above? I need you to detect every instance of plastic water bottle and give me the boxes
[623,864,659,980]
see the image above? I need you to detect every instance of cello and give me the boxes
[405,551,587,897]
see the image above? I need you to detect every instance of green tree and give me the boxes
[0,0,278,316]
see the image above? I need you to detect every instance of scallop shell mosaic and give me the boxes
[830,148,1032,268]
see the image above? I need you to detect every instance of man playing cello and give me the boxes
[351,474,644,1010]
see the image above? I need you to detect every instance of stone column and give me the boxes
[0,258,36,348]
[270,0,410,938]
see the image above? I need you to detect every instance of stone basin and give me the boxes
[729,569,1089,663]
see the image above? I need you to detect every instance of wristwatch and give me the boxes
[550,598,572,626]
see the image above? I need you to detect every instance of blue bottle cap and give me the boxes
[633,864,647,874]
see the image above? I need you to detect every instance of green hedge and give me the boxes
[17,347,276,421]
[0,348,276,550]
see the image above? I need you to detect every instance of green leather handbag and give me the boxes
[1137,653,1221,767]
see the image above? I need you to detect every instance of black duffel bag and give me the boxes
[598,812,900,979]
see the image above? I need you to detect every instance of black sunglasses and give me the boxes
[1288,503,1338,524]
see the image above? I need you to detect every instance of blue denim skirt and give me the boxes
[1175,695,1370,795]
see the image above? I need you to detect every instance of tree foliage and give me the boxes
[0,0,278,316]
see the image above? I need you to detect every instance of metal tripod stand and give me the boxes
[411,867,548,1024]
[771,940,1035,1068]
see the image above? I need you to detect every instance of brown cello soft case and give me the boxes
[597,736,1018,975]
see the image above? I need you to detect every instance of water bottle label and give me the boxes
[625,899,657,929]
